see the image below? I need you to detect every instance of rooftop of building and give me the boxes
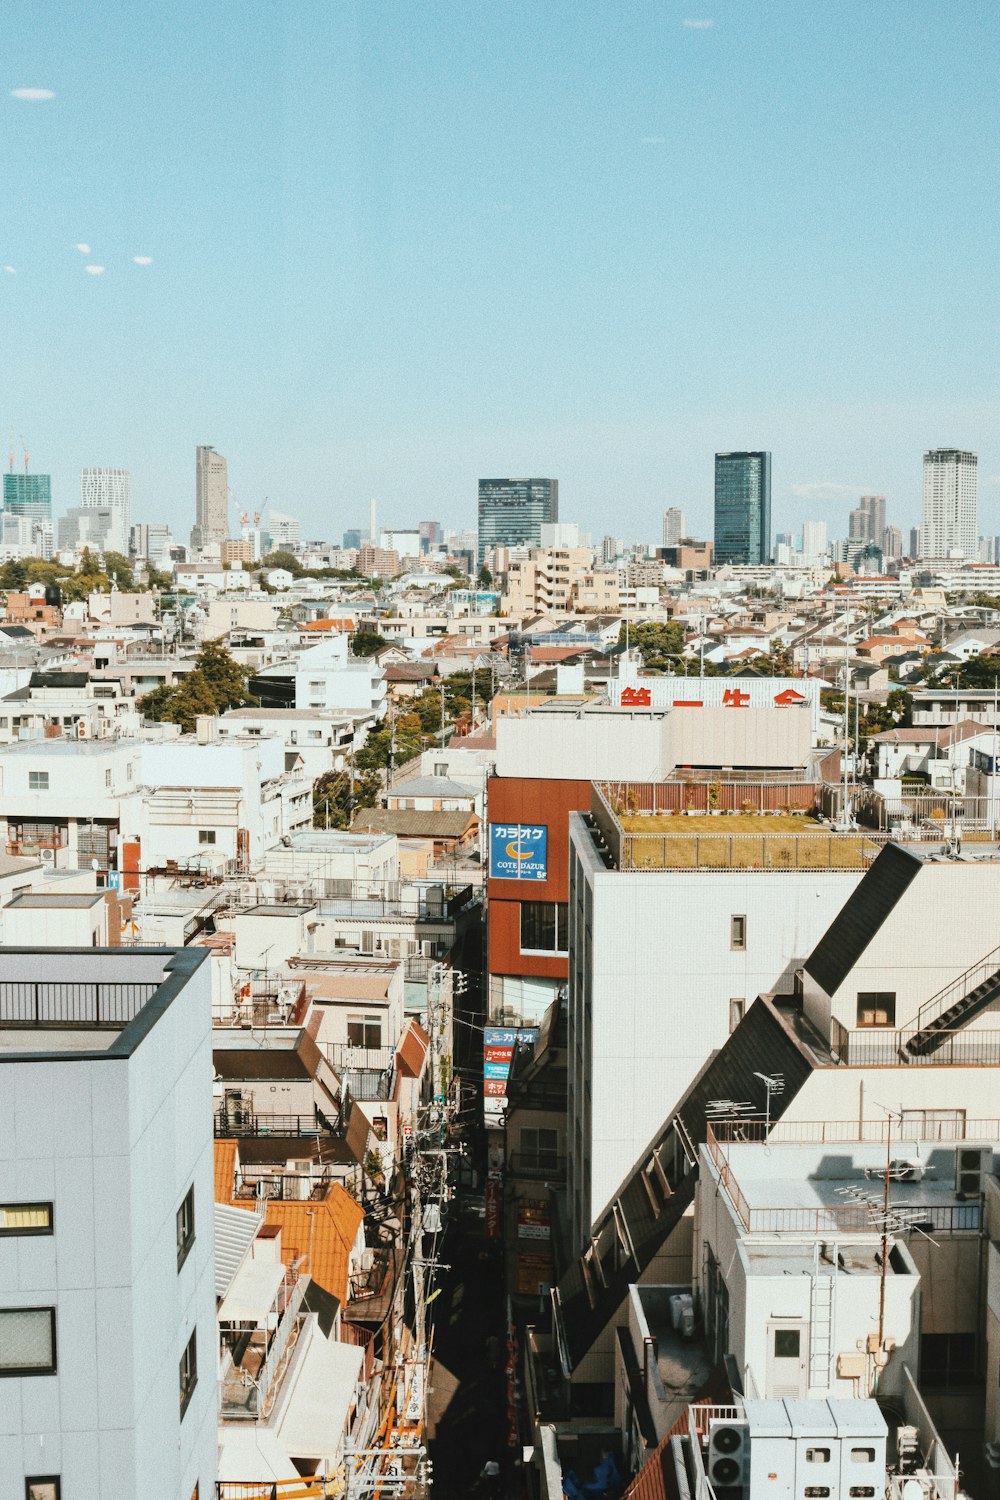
[703,1130,988,1244]
[0,946,208,1059]
[3,891,105,909]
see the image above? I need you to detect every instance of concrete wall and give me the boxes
[0,949,216,1499]
[568,815,862,1240]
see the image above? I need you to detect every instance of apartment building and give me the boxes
[0,945,216,1498]
[502,547,620,616]
[0,739,142,874]
[0,669,144,744]
[139,731,312,874]
[218,705,377,780]
[252,635,386,716]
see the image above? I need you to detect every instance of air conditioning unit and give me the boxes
[40,848,55,865]
[956,1145,993,1200]
[669,1292,695,1338]
[888,1158,925,1182]
[707,1419,750,1497]
[76,720,89,739]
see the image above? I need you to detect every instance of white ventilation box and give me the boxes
[742,1400,794,1499]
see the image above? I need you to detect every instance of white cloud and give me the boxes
[682,18,714,28]
[132,255,153,265]
[2,265,15,275]
[75,242,90,254]
[789,481,861,499]
[84,264,105,276]
[10,87,55,101]
[642,135,666,145]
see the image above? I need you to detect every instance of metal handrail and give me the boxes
[912,941,1000,1033]
[0,980,158,1028]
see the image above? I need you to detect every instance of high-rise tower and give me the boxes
[713,452,771,565]
[920,449,977,559]
[190,445,229,551]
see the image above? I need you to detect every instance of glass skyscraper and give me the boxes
[713,452,771,565]
[477,478,558,564]
[3,472,52,524]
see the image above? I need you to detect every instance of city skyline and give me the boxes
[3,3,999,541]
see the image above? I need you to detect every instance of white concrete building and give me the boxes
[920,448,977,561]
[218,706,377,781]
[565,803,865,1244]
[139,732,312,874]
[80,468,131,556]
[0,945,216,1498]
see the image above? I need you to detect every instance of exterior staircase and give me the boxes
[905,941,1000,1058]
[552,996,817,1372]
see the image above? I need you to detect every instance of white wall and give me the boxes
[568,816,862,1241]
[0,949,217,1499]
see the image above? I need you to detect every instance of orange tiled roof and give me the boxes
[259,1186,365,1304]
[214,1139,239,1203]
[396,1019,430,1080]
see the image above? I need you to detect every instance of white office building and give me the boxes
[920,448,977,560]
[662,507,686,547]
[0,945,217,1498]
[801,520,828,565]
[81,468,131,556]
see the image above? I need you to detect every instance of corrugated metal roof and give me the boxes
[215,1200,262,1298]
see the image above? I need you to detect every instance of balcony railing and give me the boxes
[0,980,159,1029]
[214,1109,338,1139]
[220,1273,308,1419]
[507,1150,567,1182]
[831,1022,1000,1067]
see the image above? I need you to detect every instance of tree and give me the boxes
[261,550,303,576]
[618,620,687,670]
[195,639,252,712]
[351,631,389,658]
[313,768,381,829]
[477,564,493,588]
[939,653,1000,689]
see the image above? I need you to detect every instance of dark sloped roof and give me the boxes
[350,808,477,839]
[804,841,922,997]
[28,671,90,688]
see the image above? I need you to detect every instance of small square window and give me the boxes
[773,1328,800,1358]
[28,771,49,792]
[730,914,746,951]
[729,998,746,1033]
[179,1328,198,1419]
[856,992,896,1027]
[0,1307,56,1375]
[176,1186,195,1270]
[0,1203,53,1237]
[806,1448,831,1464]
[198,829,216,846]
[25,1481,61,1500]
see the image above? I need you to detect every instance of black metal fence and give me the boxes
[0,980,159,1029]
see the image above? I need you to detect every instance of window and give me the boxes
[198,829,216,846]
[0,1203,52,1237]
[730,914,746,951]
[179,1328,198,1418]
[850,1450,876,1464]
[773,1328,800,1358]
[176,1186,195,1270]
[729,998,746,1033]
[806,1449,831,1464]
[920,1331,976,1387]
[104,768,112,788]
[0,1307,56,1375]
[25,1481,61,1500]
[856,992,896,1027]
[28,771,49,792]
[520,901,569,954]
[519,1126,558,1170]
[434,763,448,776]
[347,1015,382,1049]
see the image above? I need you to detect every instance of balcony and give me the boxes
[0,979,159,1029]
[831,1021,1000,1068]
[507,1150,567,1183]
[220,1272,308,1419]
[214,1107,340,1139]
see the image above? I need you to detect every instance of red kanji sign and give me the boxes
[773,689,806,706]
[722,687,751,707]
[621,686,652,706]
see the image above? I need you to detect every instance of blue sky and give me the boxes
[2,1,999,546]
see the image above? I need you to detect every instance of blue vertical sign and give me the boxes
[489,823,548,881]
